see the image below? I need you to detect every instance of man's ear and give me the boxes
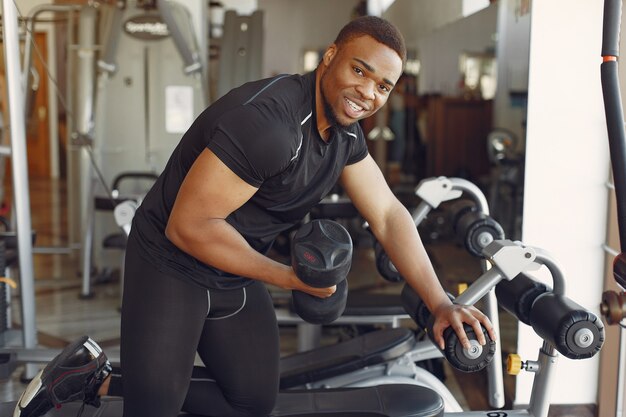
[323,44,337,66]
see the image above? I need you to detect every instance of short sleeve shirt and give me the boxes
[130,72,368,289]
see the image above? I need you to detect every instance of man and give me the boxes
[15,15,495,417]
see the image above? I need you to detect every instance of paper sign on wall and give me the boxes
[165,86,194,134]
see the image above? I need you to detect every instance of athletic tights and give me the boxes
[117,233,280,417]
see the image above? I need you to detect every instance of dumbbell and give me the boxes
[401,284,495,373]
[291,219,352,325]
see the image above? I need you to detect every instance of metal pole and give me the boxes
[76,5,97,295]
[2,0,39,376]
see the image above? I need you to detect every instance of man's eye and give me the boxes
[379,85,390,92]
[353,67,363,75]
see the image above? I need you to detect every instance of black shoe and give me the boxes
[13,336,112,417]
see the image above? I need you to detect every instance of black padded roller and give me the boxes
[454,211,505,258]
[529,293,605,360]
[401,284,494,372]
[401,284,453,329]
[401,283,429,328]
[436,321,495,373]
[374,240,403,283]
[495,273,548,325]
[448,199,476,227]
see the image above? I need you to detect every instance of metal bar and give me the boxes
[22,4,82,115]
[484,288,505,408]
[455,268,503,306]
[450,177,491,215]
[32,246,73,254]
[1,0,38,377]
[528,343,559,417]
[156,0,208,104]
[411,201,432,226]
[76,6,97,290]
[97,3,124,74]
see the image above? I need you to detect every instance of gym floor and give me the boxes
[0,177,595,416]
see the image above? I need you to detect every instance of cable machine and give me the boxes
[0,0,208,378]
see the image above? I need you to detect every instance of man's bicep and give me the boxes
[172,148,258,223]
[339,155,396,225]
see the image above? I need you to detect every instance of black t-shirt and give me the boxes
[130,71,368,289]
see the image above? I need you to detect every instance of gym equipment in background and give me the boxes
[216,10,264,99]
[485,128,525,240]
[598,2,626,416]
[80,172,158,298]
[80,0,207,293]
[368,176,506,409]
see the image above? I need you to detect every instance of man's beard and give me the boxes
[320,73,356,130]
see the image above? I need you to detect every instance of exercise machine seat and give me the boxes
[272,385,444,416]
[344,293,406,316]
[0,385,444,417]
[280,327,416,388]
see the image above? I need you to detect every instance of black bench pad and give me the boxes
[280,328,415,389]
[344,293,406,316]
[0,385,444,417]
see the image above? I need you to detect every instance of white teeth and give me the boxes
[346,98,363,112]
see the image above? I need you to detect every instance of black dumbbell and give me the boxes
[291,219,352,325]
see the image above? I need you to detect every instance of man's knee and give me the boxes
[229,389,277,417]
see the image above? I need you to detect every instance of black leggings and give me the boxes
[119,235,280,417]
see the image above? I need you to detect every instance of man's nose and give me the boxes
[356,78,376,101]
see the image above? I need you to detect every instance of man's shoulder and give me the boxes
[243,73,313,127]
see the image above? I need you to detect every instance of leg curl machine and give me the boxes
[278,176,506,409]
[0,239,604,416]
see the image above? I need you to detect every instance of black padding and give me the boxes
[272,385,444,417]
[102,233,127,249]
[529,293,605,359]
[401,283,425,326]
[1,385,444,417]
[291,220,353,288]
[292,279,348,325]
[400,284,453,329]
[448,199,476,226]
[454,211,504,258]
[374,240,403,282]
[279,328,416,389]
[0,231,36,249]
[436,322,495,373]
[344,293,406,316]
[401,284,495,372]
[495,273,548,325]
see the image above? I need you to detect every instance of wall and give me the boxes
[258,0,360,77]
[415,4,497,96]
[517,0,607,406]
[383,0,462,51]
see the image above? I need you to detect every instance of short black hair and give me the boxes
[334,16,407,65]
